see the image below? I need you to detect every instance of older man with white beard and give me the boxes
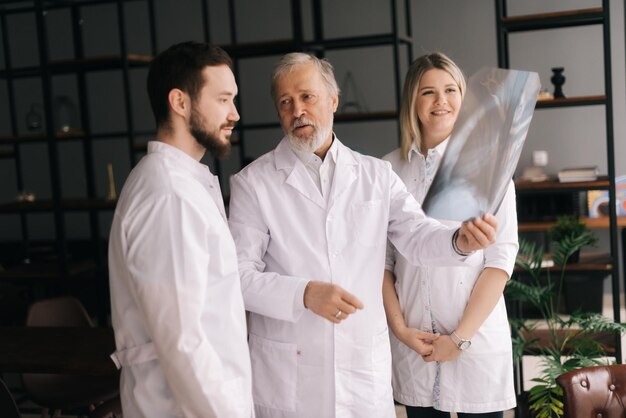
[227,52,499,418]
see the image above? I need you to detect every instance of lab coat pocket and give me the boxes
[351,200,384,248]
[335,328,393,408]
[249,333,297,412]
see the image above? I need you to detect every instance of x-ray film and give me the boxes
[421,67,540,221]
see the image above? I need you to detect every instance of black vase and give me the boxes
[551,67,566,98]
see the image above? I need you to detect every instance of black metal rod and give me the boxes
[290,0,302,48]
[600,0,621,361]
[200,0,210,44]
[116,0,137,167]
[34,0,69,275]
[71,3,102,269]
[390,0,401,123]
[312,0,323,43]
[1,7,30,261]
[404,0,413,64]
[495,0,508,68]
[147,0,157,55]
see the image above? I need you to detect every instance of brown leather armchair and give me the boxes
[556,364,626,417]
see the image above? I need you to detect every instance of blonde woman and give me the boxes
[382,53,518,418]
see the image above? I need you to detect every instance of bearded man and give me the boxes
[108,41,253,418]
[227,52,499,418]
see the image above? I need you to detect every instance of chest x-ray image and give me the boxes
[422,67,541,221]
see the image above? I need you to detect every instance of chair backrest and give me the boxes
[89,395,122,418]
[25,296,92,327]
[556,364,626,418]
[0,378,21,418]
[22,296,119,410]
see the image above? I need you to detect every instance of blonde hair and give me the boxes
[399,52,466,160]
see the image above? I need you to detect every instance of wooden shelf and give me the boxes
[514,252,613,273]
[0,149,15,159]
[240,110,398,130]
[519,217,626,232]
[335,110,397,123]
[0,198,117,213]
[0,259,96,282]
[0,130,86,144]
[515,176,610,193]
[501,7,604,32]
[219,34,412,58]
[0,54,152,78]
[520,328,616,355]
[536,95,606,108]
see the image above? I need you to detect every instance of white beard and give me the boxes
[286,117,333,154]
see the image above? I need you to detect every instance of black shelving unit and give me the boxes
[495,0,623,402]
[204,0,413,186]
[0,0,156,322]
[0,0,411,322]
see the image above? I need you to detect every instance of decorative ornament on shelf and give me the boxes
[537,88,554,101]
[26,103,43,131]
[54,95,78,135]
[550,67,566,99]
[16,191,36,202]
[521,150,549,182]
[106,163,117,201]
[339,71,369,113]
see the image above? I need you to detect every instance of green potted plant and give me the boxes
[546,215,597,263]
[506,232,626,418]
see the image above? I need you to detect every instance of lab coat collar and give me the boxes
[407,137,450,163]
[274,135,358,209]
[275,138,326,208]
[329,137,358,203]
[147,140,214,178]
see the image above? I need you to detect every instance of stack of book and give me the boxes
[558,166,599,183]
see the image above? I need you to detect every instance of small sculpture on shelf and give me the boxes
[54,95,78,135]
[339,71,369,113]
[16,191,36,202]
[106,163,117,201]
[521,150,549,182]
[26,103,43,132]
[550,67,566,98]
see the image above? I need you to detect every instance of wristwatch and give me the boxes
[450,331,472,351]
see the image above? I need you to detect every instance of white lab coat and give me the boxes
[383,145,518,413]
[109,141,253,418]
[228,137,467,418]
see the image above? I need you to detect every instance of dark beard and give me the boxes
[189,107,232,159]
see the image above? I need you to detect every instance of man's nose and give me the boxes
[293,100,305,117]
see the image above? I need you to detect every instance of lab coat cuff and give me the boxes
[292,279,310,321]
[452,228,474,257]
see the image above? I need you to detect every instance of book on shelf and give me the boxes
[558,166,599,183]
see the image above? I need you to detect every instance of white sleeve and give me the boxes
[483,180,519,277]
[386,164,465,266]
[228,172,309,322]
[123,194,235,418]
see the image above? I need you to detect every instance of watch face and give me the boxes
[459,340,471,350]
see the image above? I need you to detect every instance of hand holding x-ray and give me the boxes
[422,67,541,221]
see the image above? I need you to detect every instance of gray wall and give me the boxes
[0,0,624,247]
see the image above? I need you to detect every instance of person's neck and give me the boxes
[421,132,449,156]
[314,134,334,160]
[156,126,206,161]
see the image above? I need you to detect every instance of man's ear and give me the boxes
[331,94,339,113]
[168,88,190,120]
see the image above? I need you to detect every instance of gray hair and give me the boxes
[270,53,340,103]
